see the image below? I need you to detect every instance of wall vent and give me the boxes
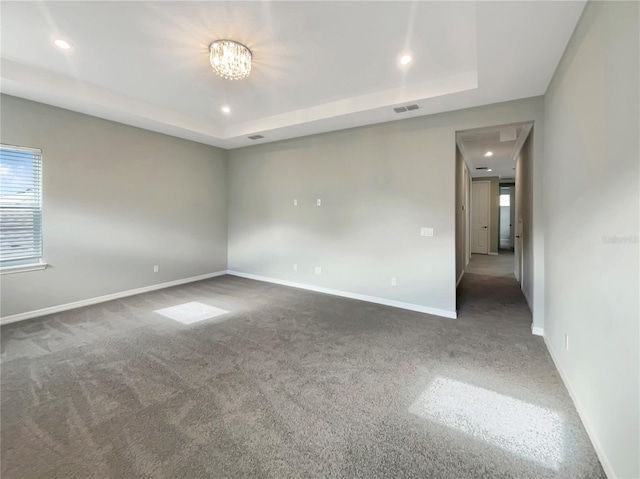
[476,167,488,170]
[393,104,420,113]
[248,135,264,140]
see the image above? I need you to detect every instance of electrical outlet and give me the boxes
[316,199,322,207]
[420,227,434,237]
[391,277,397,286]
[315,266,322,275]
[293,199,298,206]
[293,263,298,271]
[153,265,159,273]
[565,334,569,351]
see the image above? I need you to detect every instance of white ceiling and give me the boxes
[0,1,585,150]
[456,123,533,181]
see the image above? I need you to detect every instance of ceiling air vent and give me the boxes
[393,104,421,113]
[476,167,488,170]
[248,135,264,140]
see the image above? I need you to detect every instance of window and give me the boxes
[500,194,510,207]
[0,144,44,272]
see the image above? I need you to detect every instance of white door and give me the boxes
[471,181,490,254]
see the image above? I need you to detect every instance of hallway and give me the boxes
[457,252,530,327]
[464,251,515,278]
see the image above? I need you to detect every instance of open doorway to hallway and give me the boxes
[455,122,533,317]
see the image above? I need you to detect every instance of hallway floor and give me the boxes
[457,250,528,329]
[464,250,515,277]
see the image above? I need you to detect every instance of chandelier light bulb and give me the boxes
[209,40,252,80]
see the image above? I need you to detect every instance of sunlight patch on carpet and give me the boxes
[409,377,564,469]
[154,302,229,325]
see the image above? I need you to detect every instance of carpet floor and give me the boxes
[464,251,515,278]
[1,272,604,478]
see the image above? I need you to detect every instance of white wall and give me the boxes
[543,2,639,477]
[228,98,545,320]
[0,95,229,318]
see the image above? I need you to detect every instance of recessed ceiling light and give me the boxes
[400,54,412,65]
[484,151,493,157]
[54,39,72,50]
[222,106,231,114]
[488,169,493,172]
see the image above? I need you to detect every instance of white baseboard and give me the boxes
[0,271,228,326]
[227,270,457,319]
[531,325,544,336]
[456,271,464,287]
[543,336,615,479]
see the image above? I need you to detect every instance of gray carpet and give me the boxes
[1,273,604,478]
[465,251,515,278]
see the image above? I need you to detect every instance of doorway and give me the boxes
[499,185,515,251]
[471,180,490,254]
[455,122,533,316]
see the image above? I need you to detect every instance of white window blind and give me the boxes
[0,145,43,267]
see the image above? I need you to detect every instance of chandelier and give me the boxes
[209,40,252,80]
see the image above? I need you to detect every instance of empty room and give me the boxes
[1,1,638,478]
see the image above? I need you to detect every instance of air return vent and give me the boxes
[393,104,420,113]
[248,135,264,140]
[476,167,488,170]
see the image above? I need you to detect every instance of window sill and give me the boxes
[0,262,48,275]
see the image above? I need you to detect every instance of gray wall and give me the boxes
[0,95,229,317]
[455,146,469,282]
[543,2,639,478]
[228,98,545,318]
[515,134,534,307]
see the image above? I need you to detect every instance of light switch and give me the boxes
[293,199,298,206]
[315,266,322,275]
[316,199,321,207]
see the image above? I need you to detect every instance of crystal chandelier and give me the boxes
[209,40,252,80]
